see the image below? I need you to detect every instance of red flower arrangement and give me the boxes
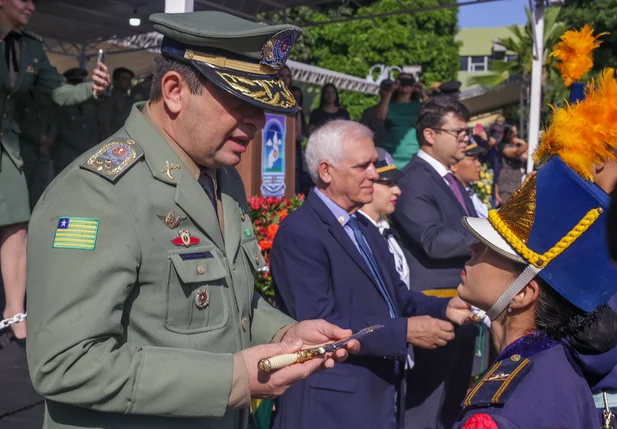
[248,194,305,300]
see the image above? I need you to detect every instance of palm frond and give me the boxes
[469,71,510,88]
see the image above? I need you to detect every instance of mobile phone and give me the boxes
[96,49,105,69]
[474,123,483,133]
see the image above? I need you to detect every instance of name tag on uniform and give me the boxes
[179,251,213,261]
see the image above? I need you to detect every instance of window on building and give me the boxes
[492,51,506,61]
[506,55,518,62]
[459,56,469,71]
[470,56,487,72]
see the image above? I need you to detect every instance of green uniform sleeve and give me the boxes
[32,40,94,106]
[250,292,296,346]
[26,169,234,418]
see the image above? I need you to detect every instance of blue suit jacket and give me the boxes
[271,190,448,429]
[391,155,478,292]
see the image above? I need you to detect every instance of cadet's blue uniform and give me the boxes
[454,331,599,428]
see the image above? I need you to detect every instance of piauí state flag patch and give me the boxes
[52,217,99,250]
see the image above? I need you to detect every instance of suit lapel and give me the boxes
[461,184,478,217]
[13,36,26,91]
[306,192,380,289]
[327,223,377,286]
[0,44,10,90]
[416,157,469,215]
[219,168,241,262]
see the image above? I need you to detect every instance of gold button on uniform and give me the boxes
[197,264,205,275]
[241,317,247,331]
[195,287,209,309]
[255,256,260,266]
[510,354,521,362]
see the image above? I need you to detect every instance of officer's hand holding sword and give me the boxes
[240,320,382,399]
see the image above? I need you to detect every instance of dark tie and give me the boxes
[198,170,217,211]
[4,31,18,73]
[382,227,394,240]
[348,216,399,318]
[445,172,470,215]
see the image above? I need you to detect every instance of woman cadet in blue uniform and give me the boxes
[452,26,617,429]
[0,0,110,343]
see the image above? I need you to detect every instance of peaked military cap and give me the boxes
[150,11,301,114]
[63,67,88,82]
[439,80,461,95]
[375,148,403,182]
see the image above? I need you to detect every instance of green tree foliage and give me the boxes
[558,0,617,71]
[263,0,460,120]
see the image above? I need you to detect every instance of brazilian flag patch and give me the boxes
[52,217,99,250]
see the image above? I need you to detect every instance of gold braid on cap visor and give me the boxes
[215,72,296,110]
[487,174,603,268]
[184,49,276,75]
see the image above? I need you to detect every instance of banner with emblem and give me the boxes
[261,113,286,197]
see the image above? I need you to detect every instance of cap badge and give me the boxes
[261,29,300,70]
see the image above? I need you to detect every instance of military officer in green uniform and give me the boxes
[0,0,110,343]
[26,11,358,429]
[52,68,100,175]
[97,66,135,141]
[16,86,56,210]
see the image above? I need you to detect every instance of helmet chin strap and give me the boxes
[486,264,543,321]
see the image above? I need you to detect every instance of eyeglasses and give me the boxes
[433,128,469,140]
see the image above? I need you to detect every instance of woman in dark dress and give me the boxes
[0,0,109,343]
[308,83,349,134]
[497,125,528,204]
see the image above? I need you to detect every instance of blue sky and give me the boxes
[458,0,528,28]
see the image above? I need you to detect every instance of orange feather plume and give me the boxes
[551,25,607,87]
[536,68,617,181]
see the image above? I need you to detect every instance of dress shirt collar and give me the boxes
[314,188,352,227]
[358,210,389,230]
[417,149,450,178]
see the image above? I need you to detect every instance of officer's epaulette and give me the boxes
[80,138,144,183]
[22,29,43,42]
[463,355,532,408]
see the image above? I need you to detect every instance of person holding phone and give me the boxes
[377,73,425,168]
[0,0,110,344]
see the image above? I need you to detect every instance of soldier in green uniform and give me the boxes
[97,66,135,141]
[26,11,358,429]
[0,0,110,343]
[17,86,56,210]
[52,68,100,175]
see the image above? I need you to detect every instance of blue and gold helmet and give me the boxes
[463,27,617,319]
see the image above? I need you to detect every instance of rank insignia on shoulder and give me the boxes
[23,29,43,42]
[52,217,99,251]
[80,138,144,182]
[463,356,532,408]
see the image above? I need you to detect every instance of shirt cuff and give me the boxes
[228,353,251,410]
[271,322,297,343]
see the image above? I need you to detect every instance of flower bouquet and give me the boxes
[471,164,494,209]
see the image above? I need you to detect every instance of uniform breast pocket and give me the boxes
[164,247,230,334]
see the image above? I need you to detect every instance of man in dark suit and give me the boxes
[390,96,479,429]
[270,119,475,429]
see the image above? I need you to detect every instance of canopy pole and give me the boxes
[165,0,194,13]
[526,0,544,173]
[77,44,88,69]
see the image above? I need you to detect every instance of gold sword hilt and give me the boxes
[258,346,327,373]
